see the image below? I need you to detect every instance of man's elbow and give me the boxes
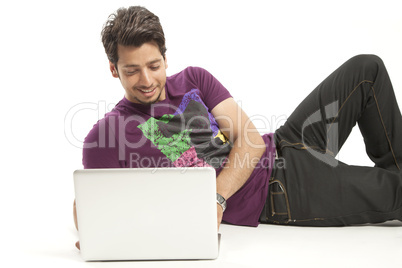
[245,132,266,154]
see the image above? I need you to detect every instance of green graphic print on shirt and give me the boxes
[137,89,232,169]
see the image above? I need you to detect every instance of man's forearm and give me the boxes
[74,200,78,230]
[216,132,266,200]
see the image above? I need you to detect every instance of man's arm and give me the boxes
[211,98,266,228]
[73,200,80,249]
[73,200,78,230]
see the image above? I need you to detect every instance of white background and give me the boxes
[1,0,402,267]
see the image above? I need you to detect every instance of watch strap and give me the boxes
[216,193,227,212]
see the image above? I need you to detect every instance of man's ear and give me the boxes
[109,61,119,78]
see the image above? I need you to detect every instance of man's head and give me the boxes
[101,6,168,105]
[102,6,166,66]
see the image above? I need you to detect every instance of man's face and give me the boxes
[110,42,168,105]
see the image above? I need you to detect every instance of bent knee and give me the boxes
[346,54,385,80]
[349,54,384,68]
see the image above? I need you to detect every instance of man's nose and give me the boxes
[138,70,152,87]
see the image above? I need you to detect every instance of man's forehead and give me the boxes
[122,58,162,68]
[117,43,162,67]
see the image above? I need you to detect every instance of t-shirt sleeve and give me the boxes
[186,67,232,111]
[82,117,124,169]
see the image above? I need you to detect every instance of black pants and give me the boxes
[259,55,402,226]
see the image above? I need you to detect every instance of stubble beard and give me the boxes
[134,87,163,105]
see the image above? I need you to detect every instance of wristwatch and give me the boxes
[216,193,227,212]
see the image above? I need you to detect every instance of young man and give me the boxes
[74,6,402,248]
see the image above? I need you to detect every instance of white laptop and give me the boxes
[73,167,219,261]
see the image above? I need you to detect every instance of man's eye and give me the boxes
[127,70,138,75]
[150,66,160,71]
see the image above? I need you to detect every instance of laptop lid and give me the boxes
[73,167,219,261]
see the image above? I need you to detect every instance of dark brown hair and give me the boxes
[101,6,167,66]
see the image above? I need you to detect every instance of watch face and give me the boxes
[216,193,226,211]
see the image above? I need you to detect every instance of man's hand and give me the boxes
[74,200,80,250]
[217,204,223,230]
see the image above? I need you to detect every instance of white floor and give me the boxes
[8,220,402,268]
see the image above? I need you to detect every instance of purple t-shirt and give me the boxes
[83,66,276,227]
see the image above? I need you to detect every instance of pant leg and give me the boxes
[275,54,402,170]
[264,148,402,226]
[263,54,402,226]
